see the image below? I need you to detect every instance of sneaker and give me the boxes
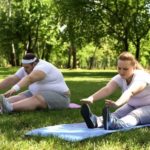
[0,95,11,113]
[80,104,98,128]
[102,106,128,130]
[102,106,110,130]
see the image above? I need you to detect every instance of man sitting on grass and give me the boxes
[0,53,70,113]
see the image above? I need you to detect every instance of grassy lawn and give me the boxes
[0,68,149,150]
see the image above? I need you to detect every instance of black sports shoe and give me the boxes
[102,106,110,130]
[102,106,129,130]
[80,104,98,128]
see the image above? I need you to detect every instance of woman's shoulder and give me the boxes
[134,69,149,75]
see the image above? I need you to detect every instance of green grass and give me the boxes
[0,68,150,150]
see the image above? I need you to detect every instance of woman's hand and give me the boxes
[80,97,93,104]
[105,99,119,108]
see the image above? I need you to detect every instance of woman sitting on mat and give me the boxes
[80,51,150,130]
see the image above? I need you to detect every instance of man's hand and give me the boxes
[80,97,93,104]
[105,99,119,108]
[4,88,16,97]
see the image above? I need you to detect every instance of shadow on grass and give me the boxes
[63,71,117,78]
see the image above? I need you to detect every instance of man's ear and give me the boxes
[33,62,37,67]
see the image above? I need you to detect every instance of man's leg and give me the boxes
[0,94,47,113]
[12,95,47,111]
[7,94,27,103]
[7,91,32,103]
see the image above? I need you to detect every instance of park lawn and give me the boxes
[0,68,149,150]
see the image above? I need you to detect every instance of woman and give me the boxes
[80,52,150,130]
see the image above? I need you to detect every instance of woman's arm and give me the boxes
[106,81,147,108]
[116,81,147,106]
[80,80,119,104]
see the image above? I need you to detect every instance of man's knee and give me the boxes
[33,95,47,108]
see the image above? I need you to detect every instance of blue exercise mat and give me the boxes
[25,122,150,142]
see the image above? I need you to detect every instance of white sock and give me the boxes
[3,97,13,112]
[97,116,103,127]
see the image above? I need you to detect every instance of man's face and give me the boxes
[22,63,34,74]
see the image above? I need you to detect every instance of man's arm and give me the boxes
[0,75,20,89]
[17,70,46,88]
[4,70,46,97]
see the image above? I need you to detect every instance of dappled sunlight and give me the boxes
[65,77,110,82]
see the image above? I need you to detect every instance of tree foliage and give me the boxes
[0,0,150,68]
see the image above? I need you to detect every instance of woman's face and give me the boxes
[117,60,135,80]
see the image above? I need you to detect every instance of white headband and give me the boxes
[22,57,37,64]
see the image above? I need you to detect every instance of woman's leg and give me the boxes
[112,104,135,118]
[96,104,135,128]
[120,114,140,126]
[103,105,150,130]
[128,105,150,125]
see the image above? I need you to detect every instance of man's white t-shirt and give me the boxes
[15,60,69,94]
[112,70,150,108]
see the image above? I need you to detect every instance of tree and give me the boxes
[129,0,150,60]
[0,0,55,66]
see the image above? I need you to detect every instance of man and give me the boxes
[0,53,70,113]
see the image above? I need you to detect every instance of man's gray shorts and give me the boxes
[22,90,70,109]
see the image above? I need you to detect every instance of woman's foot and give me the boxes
[80,104,98,128]
[102,106,129,130]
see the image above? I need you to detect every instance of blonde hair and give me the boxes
[118,52,143,70]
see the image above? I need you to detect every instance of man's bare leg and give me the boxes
[12,95,47,111]
[7,93,28,103]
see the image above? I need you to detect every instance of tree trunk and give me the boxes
[11,42,16,66]
[26,33,33,53]
[89,57,94,69]
[123,37,129,51]
[135,38,140,61]
[72,46,76,69]
[67,47,72,68]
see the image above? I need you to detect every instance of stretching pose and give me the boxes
[80,52,150,130]
[0,53,70,113]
